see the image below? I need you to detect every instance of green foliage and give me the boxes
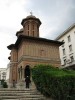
[32,64,75,100]
[1,79,5,85]
[0,79,8,88]
[3,82,8,88]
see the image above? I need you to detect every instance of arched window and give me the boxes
[28,25,29,30]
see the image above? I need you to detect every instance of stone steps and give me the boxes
[0,93,40,95]
[2,99,43,100]
[0,96,44,99]
[0,88,46,100]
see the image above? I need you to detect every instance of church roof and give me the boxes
[21,15,41,26]
[16,28,24,36]
[7,35,63,50]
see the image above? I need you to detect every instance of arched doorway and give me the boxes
[24,65,31,78]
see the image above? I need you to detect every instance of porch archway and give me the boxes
[24,65,31,78]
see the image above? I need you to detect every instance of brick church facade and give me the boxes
[7,14,62,85]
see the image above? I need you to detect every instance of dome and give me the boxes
[21,15,41,26]
[20,28,24,31]
[26,15,36,19]
[16,28,24,36]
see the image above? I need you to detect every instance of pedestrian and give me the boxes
[25,76,31,88]
[13,80,16,88]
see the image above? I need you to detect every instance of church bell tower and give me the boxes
[16,13,41,38]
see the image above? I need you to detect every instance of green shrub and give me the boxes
[3,82,8,88]
[0,79,8,88]
[1,79,5,85]
[32,64,75,100]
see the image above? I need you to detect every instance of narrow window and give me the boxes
[40,49,45,56]
[68,35,71,42]
[33,24,34,30]
[33,31,34,36]
[28,25,29,30]
[62,40,64,47]
[70,56,74,62]
[62,49,65,55]
[28,31,29,36]
[64,59,66,65]
[69,45,72,52]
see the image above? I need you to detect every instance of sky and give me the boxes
[0,0,75,68]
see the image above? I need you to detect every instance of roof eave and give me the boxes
[7,44,15,50]
[15,35,63,46]
[55,24,75,40]
[21,18,41,26]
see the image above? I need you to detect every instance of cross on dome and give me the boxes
[30,11,33,16]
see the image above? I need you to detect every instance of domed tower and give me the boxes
[18,14,41,38]
[16,28,24,37]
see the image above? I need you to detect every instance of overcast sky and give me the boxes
[0,0,75,68]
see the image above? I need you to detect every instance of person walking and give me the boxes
[13,80,16,88]
[25,76,31,88]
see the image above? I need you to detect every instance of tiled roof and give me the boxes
[7,35,63,50]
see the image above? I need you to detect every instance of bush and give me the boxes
[32,64,75,100]
[1,79,5,85]
[0,79,8,88]
[3,82,8,88]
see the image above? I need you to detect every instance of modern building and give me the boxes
[6,63,11,85]
[0,68,6,80]
[56,24,75,70]
[7,14,62,86]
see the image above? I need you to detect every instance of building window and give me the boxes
[40,49,46,56]
[69,45,72,52]
[32,24,34,30]
[70,56,74,62]
[2,72,6,80]
[68,35,71,42]
[64,59,66,65]
[28,31,29,36]
[62,40,64,47]
[28,25,29,30]
[32,31,34,36]
[62,49,65,55]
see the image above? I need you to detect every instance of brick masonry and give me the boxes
[7,15,62,84]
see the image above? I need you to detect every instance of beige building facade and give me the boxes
[0,68,6,80]
[56,24,75,70]
[7,15,62,86]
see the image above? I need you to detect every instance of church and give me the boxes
[7,14,62,87]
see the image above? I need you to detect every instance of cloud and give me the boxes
[0,0,75,68]
[39,0,75,39]
[0,0,31,68]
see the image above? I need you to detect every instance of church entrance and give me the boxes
[24,65,31,88]
[24,65,31,78]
